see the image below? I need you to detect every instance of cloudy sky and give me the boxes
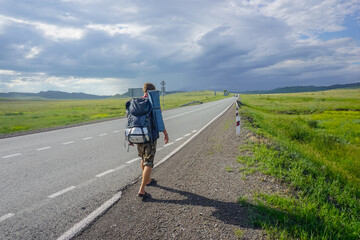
[0,0,359,95]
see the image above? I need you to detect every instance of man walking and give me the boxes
[137,83,169,198]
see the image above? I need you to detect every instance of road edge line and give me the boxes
[154,100,234,168]
[57,99,235,240]
[56,191,122,240]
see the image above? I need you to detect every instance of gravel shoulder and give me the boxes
[75,104,286,240]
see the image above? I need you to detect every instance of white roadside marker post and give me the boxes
[236,105,241,136]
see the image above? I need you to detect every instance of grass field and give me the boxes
[238,89,360,239]
[0,91,229,135]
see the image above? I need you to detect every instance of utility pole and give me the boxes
[160,80,166,108]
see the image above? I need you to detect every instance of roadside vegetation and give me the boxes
[238,89,360,239]
[0,90,229,135]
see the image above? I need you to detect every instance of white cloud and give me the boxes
[25,47,42,59]
[247,0,360,35]
[58,12,78,22]
[86,23,149,37]
[0,69,19,75]
[35,22,84,40]
[1,72,133,95]
[0,14,84,41]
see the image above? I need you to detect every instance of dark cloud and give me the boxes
[0,0,359,94]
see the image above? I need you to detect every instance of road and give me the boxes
[0,97,235,239]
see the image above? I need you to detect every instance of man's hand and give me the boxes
[163,130,169,144]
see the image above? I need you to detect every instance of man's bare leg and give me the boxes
[139,166,152,195]
[140,160,152,185]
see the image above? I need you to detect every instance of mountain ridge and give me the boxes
[0,90,111,100]
[240,82,360,94]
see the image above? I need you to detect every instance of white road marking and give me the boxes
[99,133,107,136]
[157,147,163,151]
[114,165,126,171]
[37,147,51,151]
[2,153,21,159]
[164,104,214,120]
[48,186,76,199]
[83,137,93,140]
[113,130,121,133]
[126,157,140,164]
[155,100,234,168]
[77,178,98,189]
[96,169,115,178]
[184,133,191,137]
[164,142,175,147]
[57,192,122,240]
[62,141,74,145]
[0,213,14,223]
[192,130,197,133]
[175,137,183,141]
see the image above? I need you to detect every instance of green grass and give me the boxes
[234,228,244,239]
[237,89,360,240]
[160,90,230,109]
[225,166,234,172]
[241,89,360,185]
[0,91,230,135]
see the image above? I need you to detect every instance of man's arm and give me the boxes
[163,129,169,144]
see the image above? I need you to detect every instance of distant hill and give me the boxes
[0,90,184,100]
[0,91,111,100]
[241,82,360,94]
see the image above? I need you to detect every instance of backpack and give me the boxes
[125,97,153,144]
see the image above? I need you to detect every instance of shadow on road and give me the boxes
[147,184,335,239]
[147,183,257,229]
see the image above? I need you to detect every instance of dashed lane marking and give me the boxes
[184,133,191,137]
[96,169,115,178]
[164,142,175,147]
[48,186,76,199]
[113,130,121,133]
[175,137,183,141]
[0,213,14,223]
[163,104,215,121]
[157,147,163,151]
[126,157,140,164]
[114,165,126,171]
[37,146,51,151]
[83,137,93,140]
[2,153,21,159]
[99,133,107,137]
[62,141,74,145]
[192,130,197,133]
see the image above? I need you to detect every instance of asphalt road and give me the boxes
[0,97,235,240]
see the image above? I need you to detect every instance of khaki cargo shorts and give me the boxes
[137,141,157,168]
